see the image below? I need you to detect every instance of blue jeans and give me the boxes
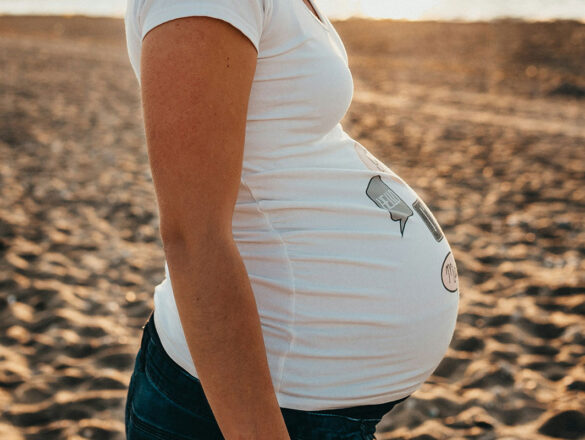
[125,312,409,440]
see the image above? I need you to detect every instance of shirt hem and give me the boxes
[276,389,416,412]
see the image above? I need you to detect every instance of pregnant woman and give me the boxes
[123,0,460,439]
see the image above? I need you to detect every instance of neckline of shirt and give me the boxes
[299,0,331,33]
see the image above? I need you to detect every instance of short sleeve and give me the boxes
[138,0,268,53]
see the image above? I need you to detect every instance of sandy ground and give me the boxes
[0,15,584,440]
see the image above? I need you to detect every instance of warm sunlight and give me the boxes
[1,0,584,438]
[0,0,583,21]
[359,0,441,20]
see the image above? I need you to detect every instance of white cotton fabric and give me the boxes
[124,0,460,410]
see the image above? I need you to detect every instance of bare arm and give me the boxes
[140,16,290,440]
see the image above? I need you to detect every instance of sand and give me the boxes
[0,15,584,440]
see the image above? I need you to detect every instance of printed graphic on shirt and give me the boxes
[354,142,405,185]
[366,175,413,237]
[412,198,444,242]
[441,252,459,293]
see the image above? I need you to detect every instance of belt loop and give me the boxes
[142,309,154,329]
[139,309,154,350]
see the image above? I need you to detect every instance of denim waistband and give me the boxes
[140,310,409,421]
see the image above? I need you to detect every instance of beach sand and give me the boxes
[0,15,584,440]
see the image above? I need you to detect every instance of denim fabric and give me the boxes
[125,312,408,440]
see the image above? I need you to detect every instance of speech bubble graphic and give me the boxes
[366,175,413,236]
[412,198,444,242]
[441,251,459,293]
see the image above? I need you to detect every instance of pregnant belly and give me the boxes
[236,159,460,344]
[232,154,460,405]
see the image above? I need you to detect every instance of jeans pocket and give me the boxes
[128,365,222,440]
[128,409,190,440]
[127,336,223,440]
[283,408,382,440]
[125,347,143,437]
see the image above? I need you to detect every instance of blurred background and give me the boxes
[0,1,584,439]
[0,0,584,21]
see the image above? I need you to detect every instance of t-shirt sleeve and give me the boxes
[138,0,268,53]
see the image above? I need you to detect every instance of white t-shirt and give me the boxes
[124,0,460,410]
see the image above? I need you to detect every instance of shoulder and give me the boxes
[134,0,274,53]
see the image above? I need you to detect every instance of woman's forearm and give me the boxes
[162,232,291,440]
